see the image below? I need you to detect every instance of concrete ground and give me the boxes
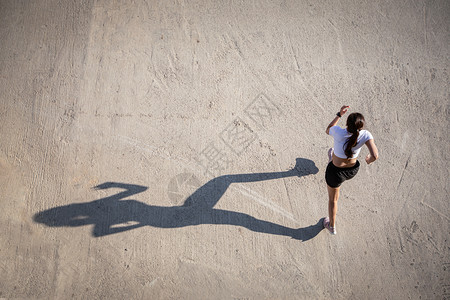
[1,0,449,299]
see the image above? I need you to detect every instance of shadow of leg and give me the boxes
[291,218,325,242]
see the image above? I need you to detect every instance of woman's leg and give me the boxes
[327,185,340,227]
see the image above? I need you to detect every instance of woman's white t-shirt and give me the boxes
[329,126,373,159]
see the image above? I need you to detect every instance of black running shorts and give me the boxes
[325,160,360,188]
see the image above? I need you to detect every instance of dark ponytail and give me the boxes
[344,113,365,158]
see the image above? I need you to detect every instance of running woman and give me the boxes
[323,106,379,234]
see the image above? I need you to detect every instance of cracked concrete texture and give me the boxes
[0,0,449,299]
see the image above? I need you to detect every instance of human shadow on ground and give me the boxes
[33,158,324,241]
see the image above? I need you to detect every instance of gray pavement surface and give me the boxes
[1,0,449,299]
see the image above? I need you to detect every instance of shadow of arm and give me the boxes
[92,222,145,237]
[93,182,148,201]
[94,182,148,193]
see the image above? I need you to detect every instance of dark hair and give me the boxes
[344,113,365,158]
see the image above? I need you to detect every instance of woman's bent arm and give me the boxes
[326,105,350,134]
[365,139,379,164]
[326,116,340,135]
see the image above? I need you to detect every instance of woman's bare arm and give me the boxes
[365,139,379,164]
[326,115,340,135]
[326,105,349,134]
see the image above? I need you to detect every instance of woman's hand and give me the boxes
[365,153,378,164]
[340,105,350,116]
